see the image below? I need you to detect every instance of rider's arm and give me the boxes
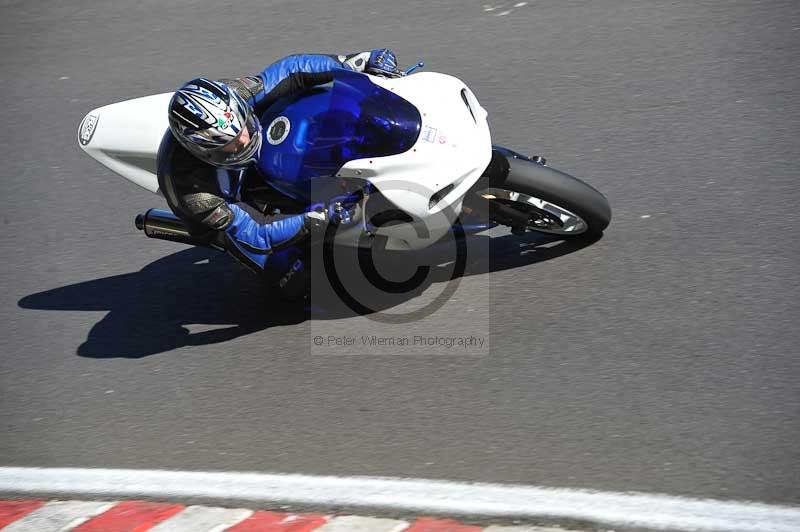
[179,191,323,273]
[223,204,308,255]
[220,51,395,111]
[220,203,332,273]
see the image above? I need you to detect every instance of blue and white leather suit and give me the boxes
[157,51,385,284]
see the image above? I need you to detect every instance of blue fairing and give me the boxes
[256,69,421,201]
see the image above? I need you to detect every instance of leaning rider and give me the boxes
[158,50,400,290]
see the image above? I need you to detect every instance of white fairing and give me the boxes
[336,72,492,249]
[78,92,172,193]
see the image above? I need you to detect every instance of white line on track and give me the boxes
[0,467,798,532]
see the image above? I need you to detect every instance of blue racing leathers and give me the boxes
[158,51,384,282]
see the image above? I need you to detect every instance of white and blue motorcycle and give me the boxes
[78,65,611,263]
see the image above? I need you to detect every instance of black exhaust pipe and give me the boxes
[135,209,223,250]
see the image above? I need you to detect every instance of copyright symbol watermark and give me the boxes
[313,336,324,346]
[315,179,470,324]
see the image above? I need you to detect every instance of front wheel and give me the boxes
[474,149,611,238]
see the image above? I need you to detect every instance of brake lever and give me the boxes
[380,61,425,78]
[404,61,425,76]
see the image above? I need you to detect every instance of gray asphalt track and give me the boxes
[1,0,799,505]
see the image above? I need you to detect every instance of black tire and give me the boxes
[486,150,611,238]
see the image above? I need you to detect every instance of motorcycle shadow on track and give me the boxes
[17,231,600,359]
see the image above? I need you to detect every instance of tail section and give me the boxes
[78,92,173,194]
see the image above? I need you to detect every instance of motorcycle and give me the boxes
[77,64,611,271]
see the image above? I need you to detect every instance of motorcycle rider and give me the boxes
[159,49,400,290]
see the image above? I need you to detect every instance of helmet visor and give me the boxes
[202,90,262,168]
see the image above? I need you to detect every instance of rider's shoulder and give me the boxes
[218,76,264,103]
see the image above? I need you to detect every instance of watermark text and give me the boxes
[313,334,485,350]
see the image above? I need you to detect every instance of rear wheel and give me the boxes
[475,148,611,238]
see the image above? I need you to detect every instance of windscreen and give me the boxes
[304,69,421,169]
[257,69,422,198]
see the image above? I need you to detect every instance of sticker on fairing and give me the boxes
[421,126,437,143]
[78,114,99,146]
[267,116,291,145]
